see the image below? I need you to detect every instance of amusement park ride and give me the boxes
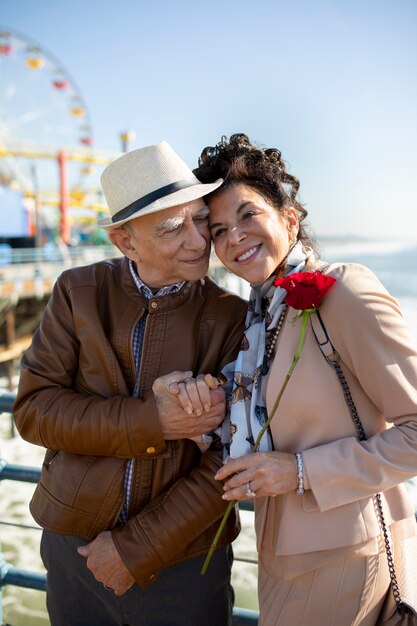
[0,26,128,381]
[0,26,129,245]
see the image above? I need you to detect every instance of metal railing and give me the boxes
[0,393,258,625]
[0,244,118,267]
[0,245,121,290]
[0,392,17,439]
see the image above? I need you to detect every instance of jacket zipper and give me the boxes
[135,311,150,398]
[126,310,150,519]
[44,450,59,467]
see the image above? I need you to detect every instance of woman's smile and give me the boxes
[235,245,261,263]
[209,184,299,284]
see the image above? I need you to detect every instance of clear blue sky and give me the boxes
[1,0,416,238]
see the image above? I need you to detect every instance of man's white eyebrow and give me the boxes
[156,215,185,232]
[156,207,209,232]
[196,206,210,218]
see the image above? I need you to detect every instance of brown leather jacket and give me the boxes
[13,257,247,588]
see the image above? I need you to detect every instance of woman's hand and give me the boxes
[214,451,299,500]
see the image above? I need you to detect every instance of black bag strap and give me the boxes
[310,309,406,612]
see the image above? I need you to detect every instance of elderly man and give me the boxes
[13,142,247,626]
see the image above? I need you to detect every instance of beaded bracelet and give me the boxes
[295,452,305,495]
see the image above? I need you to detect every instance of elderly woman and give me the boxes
[159,133,417,626]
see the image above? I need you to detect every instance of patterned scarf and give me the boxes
[221,241,313,459]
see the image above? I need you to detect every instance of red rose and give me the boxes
[274,271,336,310]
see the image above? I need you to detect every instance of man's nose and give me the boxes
[185,222,208,250]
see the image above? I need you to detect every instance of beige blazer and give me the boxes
[258,262,417,558]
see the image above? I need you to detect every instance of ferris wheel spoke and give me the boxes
[0,27,96,197]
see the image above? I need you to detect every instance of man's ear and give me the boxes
[108,227,136,259]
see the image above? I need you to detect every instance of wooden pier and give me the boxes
[0,245,120,388]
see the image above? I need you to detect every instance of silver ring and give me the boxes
[103,584,112,590]
[183,377,194,384]
[246,482,256,498]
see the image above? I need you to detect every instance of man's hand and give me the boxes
[77,531,135,596]
[153,371,226,440]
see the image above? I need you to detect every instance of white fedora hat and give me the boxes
[98,141,223,229]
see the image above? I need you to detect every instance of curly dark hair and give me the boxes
[194,133,315,250]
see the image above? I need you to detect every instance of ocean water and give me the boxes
[319,237,417,345]
[1,237,417,624]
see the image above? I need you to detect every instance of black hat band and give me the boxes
[111,177,201,223]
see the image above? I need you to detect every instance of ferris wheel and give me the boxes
[0,26,97,194]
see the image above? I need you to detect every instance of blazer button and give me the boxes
[146,446,156,454]
[151,301,158,309]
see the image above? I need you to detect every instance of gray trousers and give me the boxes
[41,530,234,626]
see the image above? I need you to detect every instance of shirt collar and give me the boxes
[128,259,185,299]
